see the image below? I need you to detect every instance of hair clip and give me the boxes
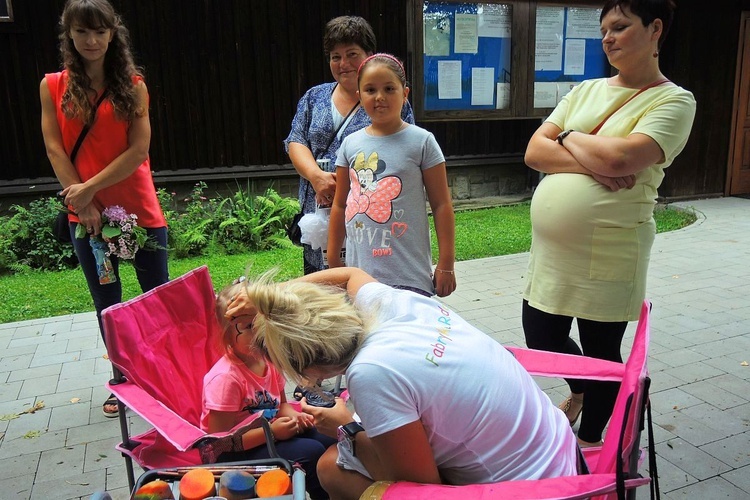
[232,276,247,285]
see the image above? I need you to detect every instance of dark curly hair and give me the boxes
[58,0,143,124]
[323,16,377,57]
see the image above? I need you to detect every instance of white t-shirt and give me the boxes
[347,283,578,485]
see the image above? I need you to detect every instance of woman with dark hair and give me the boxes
[40,0,168,417]
[284,16,414,275]
[522,0,695,446]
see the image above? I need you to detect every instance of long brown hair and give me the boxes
[58,0,143,124]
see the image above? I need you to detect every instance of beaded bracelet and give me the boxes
[434,269,455,274]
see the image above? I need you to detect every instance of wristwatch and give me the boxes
[557,129,574,146]
[337,421,365,456]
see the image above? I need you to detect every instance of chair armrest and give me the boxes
[107,380,205,451]
[506,346,626,382]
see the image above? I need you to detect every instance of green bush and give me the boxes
[1,198,77,273]
[158,182,221,258]
[217,186,299,253]
[0,184,300,275]
[158,182,299,258]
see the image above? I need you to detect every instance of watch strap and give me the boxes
[341,421,364,438]
[557,129,574,145]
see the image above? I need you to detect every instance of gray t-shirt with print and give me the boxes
[335,125,445,294]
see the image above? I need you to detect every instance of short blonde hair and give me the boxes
[243,270,369,384]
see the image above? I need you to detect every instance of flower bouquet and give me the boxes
[75,205,157,284]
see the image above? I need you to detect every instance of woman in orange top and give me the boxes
[40,0,168,418]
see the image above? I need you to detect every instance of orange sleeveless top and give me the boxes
[46,71,166,228]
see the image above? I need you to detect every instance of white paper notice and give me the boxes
[471,67,495,106]
[454,14,479,54]
[424,13,451,57]
[478,4,512,38]
[496,82,510,109]
[534,82,558,108]
[566,7,603,38]
[438,60,462,99]
[535,6,564,71]
[564,39,586,75]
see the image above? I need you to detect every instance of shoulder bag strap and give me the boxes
[590,79,670,135]
[302,90,359,196]
[70,89,109,164]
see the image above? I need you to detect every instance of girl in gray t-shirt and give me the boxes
[329,53,456,297]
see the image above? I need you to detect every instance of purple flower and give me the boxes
[102,205,129,223]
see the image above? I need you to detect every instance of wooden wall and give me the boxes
[0,0,744,199]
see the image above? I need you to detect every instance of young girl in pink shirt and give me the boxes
[201,277,335,499]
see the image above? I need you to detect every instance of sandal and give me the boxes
[559,393,583,426]
[102,394,119,418]
[293,385,305,401]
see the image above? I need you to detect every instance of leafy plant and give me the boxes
[158,182,220,258]
[4,198,77,272]
[216,185,299,253]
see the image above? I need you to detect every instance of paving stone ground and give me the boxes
[1,196,748,499]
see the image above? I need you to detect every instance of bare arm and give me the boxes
[326,166,350,268]
[423,163,456,297]
[288,142,336,206]
[206,411,300,448]
[525,122,636,191]
[40,78,82,189]
[524,122,591,175]
[59,80,152,212]
[368,420,441,483]
[291,267,377,300]
[300,400,441,483]
[561,131,664,177]
[41,78,102,231]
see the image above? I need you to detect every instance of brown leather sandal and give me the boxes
[559,393,584,426]
[102,394,119,418]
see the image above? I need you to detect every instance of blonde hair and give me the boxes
[239,270,370,384]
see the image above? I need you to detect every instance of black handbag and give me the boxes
[53,210,72,243]
[52,89,109,244]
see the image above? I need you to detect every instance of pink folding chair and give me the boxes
[101,266,274,491]
[368,300,658,500]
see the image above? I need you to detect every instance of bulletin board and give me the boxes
[533,4,609,109]
[408,0,608,120]
[422,2,513,112]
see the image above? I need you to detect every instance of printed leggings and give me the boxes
[522,300,627,443]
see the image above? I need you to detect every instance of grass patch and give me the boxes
[0,202,695,324]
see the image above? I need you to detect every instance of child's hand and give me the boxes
[296,412,315,432]
[270,416,299,441]
[433,268,457,297]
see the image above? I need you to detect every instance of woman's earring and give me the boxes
[653,50,659,58]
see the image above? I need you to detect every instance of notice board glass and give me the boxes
[422,1,513,113]
[409,0,608,120]
[533,4,608,108]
